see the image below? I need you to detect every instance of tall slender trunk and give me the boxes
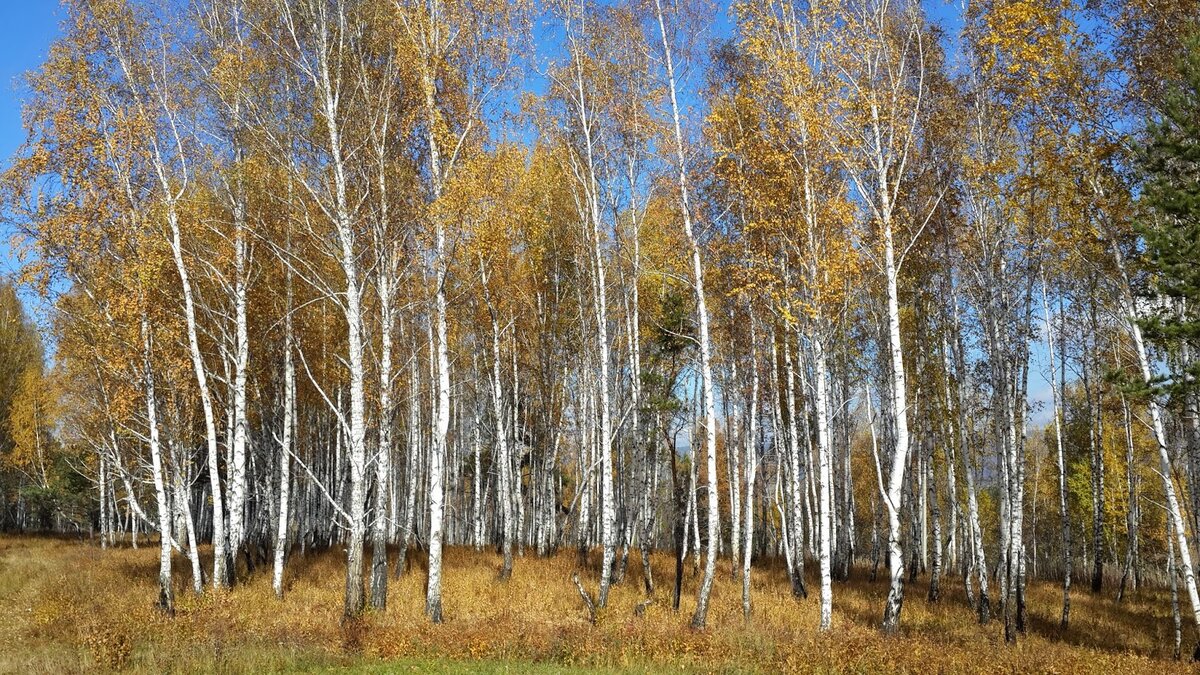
[396,338,422,578]
[427,214,450,623]
[313,39,369,620]
[814,335,834,629]
[142,315,174,615]
[473,403,484,551]
[166,207,227,588]
[99,454,109,550]
[559,12,616,605]
[1040,282,1071,627]
[173,456,203,594]
[228,194,250,571]
[783,335,808,599]
[880,211,912,634]
[588,181,615,608]
[273,310,294,598]
[482,260,515,579]
[1118,394,1139,602]
[928,437,943,603]
[649,0,718,627]
[950,296,990,623]
[1085,297,1105,596]
[728,360,742,580]
[419,56,451,621]
[742,314,760,620]
[1170,516,1184,660]
[371,248,396,609]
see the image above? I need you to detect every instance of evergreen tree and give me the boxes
[1137,30,1200,400]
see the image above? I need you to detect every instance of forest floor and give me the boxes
[0,535,1193,673]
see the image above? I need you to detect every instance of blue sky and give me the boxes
[0,2,62,291]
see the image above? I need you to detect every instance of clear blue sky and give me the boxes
[0,2,63,287]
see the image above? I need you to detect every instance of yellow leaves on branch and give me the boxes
[4,366,59,487]
[973,0,1079,106]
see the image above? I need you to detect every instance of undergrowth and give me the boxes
[0,536,1190,673]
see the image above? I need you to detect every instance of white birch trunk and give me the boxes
[650,0,718,627]
[881,215,911,634]
[273,320,294,599]
[173,458,203,594]
[813,336,834,630]
[482,260,515,579]
[229,207,250,566]
[427,202,450,623]
[559,9,616,605]
[142,315,173,615]
[1040,281,1071,627]
[99,454,109,550]
[164,202,227,588]
[371,250,396,609]
[742,315,760,620]
[783,334,808,598]
[304,7,369,617]
[473,404,484,550]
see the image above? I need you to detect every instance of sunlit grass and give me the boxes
[0,536,1189,673]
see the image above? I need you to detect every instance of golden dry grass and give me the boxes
[0,535,1191,673]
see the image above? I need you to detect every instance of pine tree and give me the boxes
[1137,30,1200,401]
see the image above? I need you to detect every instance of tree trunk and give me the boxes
[142,315,174,616]
[482,261,515,580]
[1113,245,1200,653]
[881,213,912,635]
[813,336,834,630]
[1041,282,1071,627]
[742,314,760,620]
[273,318,294,599]
[166,206,228,589]
[371,250,396,610]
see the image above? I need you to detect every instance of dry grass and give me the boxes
[0,535,1191,673]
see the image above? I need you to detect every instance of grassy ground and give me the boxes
[0,535,1191,673]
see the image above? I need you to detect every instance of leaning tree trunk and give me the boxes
[1113,245,1200,655]
[166,205,227,589]
[649,0,719,628]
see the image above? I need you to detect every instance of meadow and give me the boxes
[0,535,1191,673]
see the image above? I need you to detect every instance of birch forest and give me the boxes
[1,0,1200,670]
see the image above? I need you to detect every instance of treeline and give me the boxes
[2,0,1199,657]
[0,281,91,530]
